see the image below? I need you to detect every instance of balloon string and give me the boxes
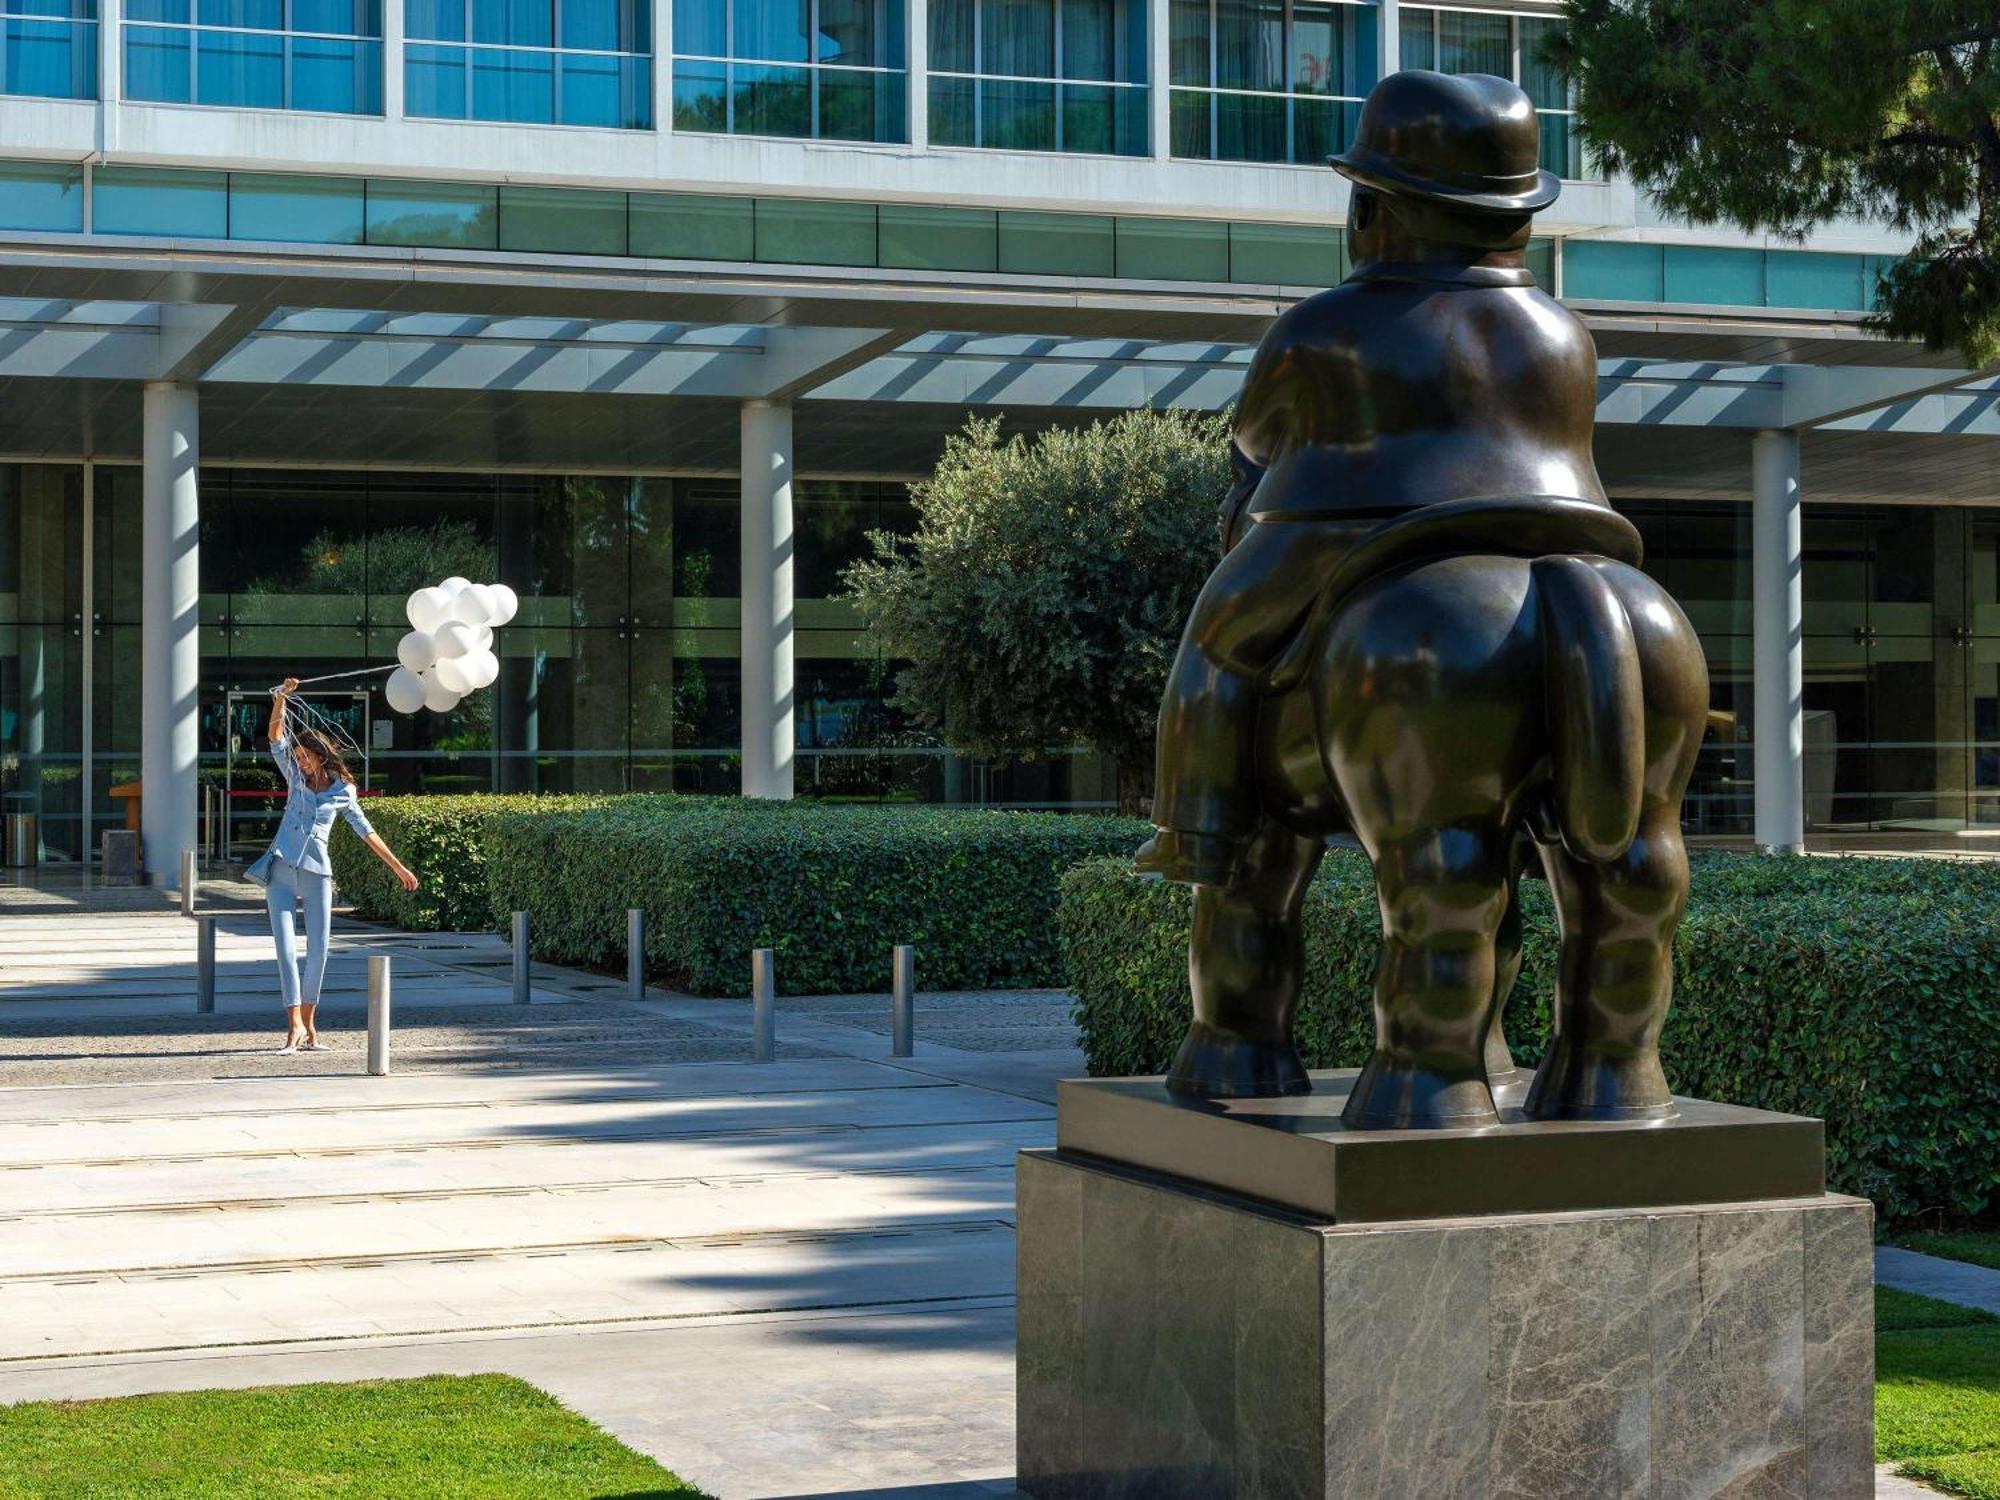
[276,664,402,690]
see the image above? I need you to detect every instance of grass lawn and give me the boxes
[0,1374,711,1499]
[1897,1231,2000,1274]
[1877,1289,2000,1500]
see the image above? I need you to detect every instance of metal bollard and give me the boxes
[367,954,392,1075]
[751,948,775,1063]
[180,848,196,917]
[891,944,915,1058]
[627,908,645,1000]
[196,916,216,1013]
[512,911,531,1004]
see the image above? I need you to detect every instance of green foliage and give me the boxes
[1897,1231,2000,1273]
[841,410,1232,807]
[491,797,1150,995]
[1060,850,2000,1223]
[1554,0,2000,363]
[0,1374,708,1498]
[330,793,613,930]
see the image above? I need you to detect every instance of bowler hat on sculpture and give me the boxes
[1330,69,1560,214]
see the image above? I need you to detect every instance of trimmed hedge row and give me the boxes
[490,799,1150,996]
[330,790,1148,998]
[1059,851,2000,1224]
[328,793,612,930]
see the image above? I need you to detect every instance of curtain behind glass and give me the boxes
[1213,0,1278,92]
[735,0,810,62]
[1437,8,1506,75]
[928,0,970,69]
[981,0,1050,78]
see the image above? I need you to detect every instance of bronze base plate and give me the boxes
[1055,1071,1825,1224]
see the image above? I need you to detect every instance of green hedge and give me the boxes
[1059,851,2000,1224]
[492,800,1149,996]
[328,793,612,930]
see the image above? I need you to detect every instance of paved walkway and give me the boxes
[0,872,1968,1498]
[1876,1244,2000,1318]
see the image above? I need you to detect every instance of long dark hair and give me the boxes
[292,726,356,788]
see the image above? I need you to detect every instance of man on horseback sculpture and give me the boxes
[1138,70,1710,1131]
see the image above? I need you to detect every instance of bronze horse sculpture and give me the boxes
[1137,70,1710,1130]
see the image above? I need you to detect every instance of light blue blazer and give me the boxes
[246,732,376,882]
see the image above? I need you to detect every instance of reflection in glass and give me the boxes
[927,0,1146,154]
[674,0,905,141]
[1170,0,1368,163]
[407,0,651,125]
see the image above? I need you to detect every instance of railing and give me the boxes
[926,69,1147,155]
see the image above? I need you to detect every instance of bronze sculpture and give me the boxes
[1137,70,1709,1129]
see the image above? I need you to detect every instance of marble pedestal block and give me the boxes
[1017,1079,1875,1500]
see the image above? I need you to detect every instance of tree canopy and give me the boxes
[1553,0,2000,364]
[842,410,1231,810]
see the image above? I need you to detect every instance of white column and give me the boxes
[1375,0,1399,81]
[1753,428,1804,854]
[1148,0,1169,159]
[96,0,120,153]
[142,381,200,882]
[653,0,672,138]
[739,399,794,800]
[382,0,403,117]
[906,0,927,150]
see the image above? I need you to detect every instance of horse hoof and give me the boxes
[1164,1023,1311,1098]
[1340,1052,1500,1130]
[1524,1046,1677,1122]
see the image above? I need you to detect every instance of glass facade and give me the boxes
[0,465,1113,864]
[928,0,1147,156]
[1169,0,1373,165]
[407,0,651,128]
[124,0,382,113]
[674,0,905,143]
[1,0,96,98]
[1566,240,1896,313]
[1400,6,1585,180]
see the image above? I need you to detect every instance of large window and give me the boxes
[673,0,906,144]
[1399,7,1587,180]
[927,0,1147,156]
[408,0,651,129]
[1169,0,1371,165]
[123,0,381,113]
[2,0,97,98]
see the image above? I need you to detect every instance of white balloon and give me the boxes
[460,649,499,690]
[432,654,473,695]
[433,620,476,659]
[452,584,495,628]
[384,666,426,715]
[406,587,451,634]
[471,624,493,652]
[421,673,461,713]
[488,584,519,626]
[396,630,436,672]
[439,576,471,596]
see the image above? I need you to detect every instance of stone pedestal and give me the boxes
[1017,1072,1875,1500]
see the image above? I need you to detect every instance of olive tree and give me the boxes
[843,410,1232,814]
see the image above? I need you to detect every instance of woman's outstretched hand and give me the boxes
[397,866,420,893]
[278,677,300,698]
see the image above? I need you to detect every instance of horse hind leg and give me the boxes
[1341,822,1515,1129]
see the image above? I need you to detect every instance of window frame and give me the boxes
[406,0,653,128]
[1167,0,1371,166]
[0,0,99,100]
[924,0,1148,157]
[671,0,906,143]
[121,0,382,114]
[1398,3,1590,182]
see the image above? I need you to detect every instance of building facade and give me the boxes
[0,0,1994,873]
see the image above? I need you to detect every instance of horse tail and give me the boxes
[1534,555,1645,863]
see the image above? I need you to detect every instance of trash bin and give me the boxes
[2,793,38,868]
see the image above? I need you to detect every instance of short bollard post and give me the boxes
[367,954,392,1076]
[627,908,645,1000]
[179,848,196,917]
[195,916,216,1013]
[512,911,531,1004]
[891,944,915,1058]
[751,948,775,1063]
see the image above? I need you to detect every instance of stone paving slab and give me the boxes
[1875,1244,2000,1317]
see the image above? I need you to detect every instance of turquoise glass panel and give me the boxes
[2,17,97,98]
[1523,236,1554,289]
[123,23,190,100]
[1116,216,1228,282]
[1228,221,1339,286]
[1764,251,1864,311]
[229,172,365,243]
[93,165,227,237]
[499,185,627,255]
[878,204,996,272]
[0,161,84,231]
[1663,245,1763,307]
[405,40,465,113]
[195,27,284,107]
[669,58,724,129]
[673,0,722,53]
[629,192,752,259]
[292,36,382,113]
[470,41,552,121]
[997,209,1113,276]
[1562,240,1664,302]
[404,0,461,39]
[364,179,498,248]
[558,51,649,128]
[754,199,876,266]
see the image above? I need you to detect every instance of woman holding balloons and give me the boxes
[251,679,420,1054]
